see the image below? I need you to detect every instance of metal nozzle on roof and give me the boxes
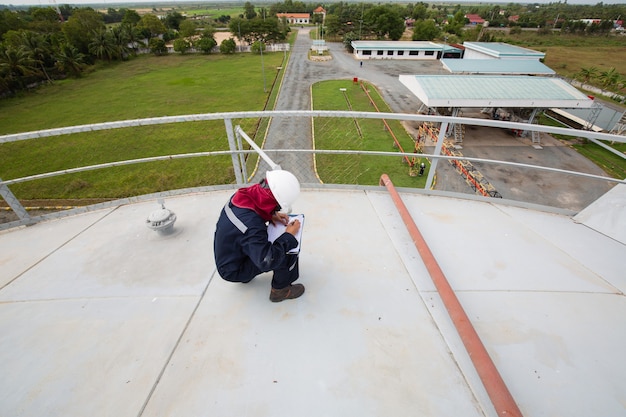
[146,199,177,234]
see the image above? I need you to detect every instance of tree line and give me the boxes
[1,1,625,98]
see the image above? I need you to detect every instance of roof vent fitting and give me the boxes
[146,199,177,235]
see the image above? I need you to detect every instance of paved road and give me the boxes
[253,27,444,183]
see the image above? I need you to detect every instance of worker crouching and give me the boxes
[213,170,304,302]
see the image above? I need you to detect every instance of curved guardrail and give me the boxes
[1,110,625,230]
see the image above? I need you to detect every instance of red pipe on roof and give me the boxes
[379,173,523,417]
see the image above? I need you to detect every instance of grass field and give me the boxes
[312,80,427,188]
[0,35,624,202]
[0,53,285,199]
[497,31,626,87]
[183,7,243,18]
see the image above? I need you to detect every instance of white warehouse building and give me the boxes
[351,41,462,60]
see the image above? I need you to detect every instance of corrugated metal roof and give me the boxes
[399,75,593,108]
[463,42,545,59]
[441,59,555,75]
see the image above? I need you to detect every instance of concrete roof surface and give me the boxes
[1,185,625,417]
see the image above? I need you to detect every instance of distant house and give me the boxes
[465,14,485,25]
[508,15,519,23]
[312,6,326,23]
[313,6,326,18]
[276,13,310,25]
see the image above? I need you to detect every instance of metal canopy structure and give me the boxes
[441,59,556,75]
[463,42,546,60]
[398,75,594,109]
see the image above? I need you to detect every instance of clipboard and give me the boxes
[267,214,304,254]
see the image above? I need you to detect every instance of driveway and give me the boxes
[253,27,443,183]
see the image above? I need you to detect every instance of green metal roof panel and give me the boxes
[441,59,555,75]
[398,75,593,108]
[463,42,545,58]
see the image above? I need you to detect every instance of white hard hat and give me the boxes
[266,170,300,213]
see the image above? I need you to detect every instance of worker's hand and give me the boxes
[272,212,289,225]
[285,219,300,236]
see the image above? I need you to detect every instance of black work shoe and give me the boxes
[270,284,305,302]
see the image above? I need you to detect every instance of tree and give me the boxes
[244,2,257,20]
[220,38,236,54]
[122,9,141,26]
[412,20,440,41]
[62,8,106,55]
[173,38,190,54]
[164,11,184,31]
[599,68,620,88]
[109,25,131,60]
[324,14,342,37]
[363,5,405,40]
[0,9,27,39]
[28,7,63,34]
[250,40,266,54]
[444,11,466,36]
[229,17,285,45]
[195,31,217,54]
[19,30,54,82]
[89,28,117,61]
[149,38,168,56]
[118,23,142,57]
[577,66,599,83]
[54,42,86,77]
[137,14,166,39]
[179,19,196,38]
[0,46,37,92]
[411,3,429,20]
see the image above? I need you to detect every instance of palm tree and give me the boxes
[0,46,37,92]
[109,25,131,60]
[54,43,86,77]
[119,23,146,56]
[19,31,53,83]
[599,68,620,89]
[88,28,117,61]
[576,66,598,84]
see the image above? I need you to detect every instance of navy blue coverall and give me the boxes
[214,200,300,289]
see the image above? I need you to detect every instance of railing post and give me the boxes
[0,178,31,222]
[234,125,280,171]
[425,122,448,190]
[224,118,244,185]
[233,125,249,183]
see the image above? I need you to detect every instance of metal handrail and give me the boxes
[1,110,624,229]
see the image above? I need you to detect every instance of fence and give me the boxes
[1,110,625,229]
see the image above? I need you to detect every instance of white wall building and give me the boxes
[276,13,310,25]
[351,41,462,61]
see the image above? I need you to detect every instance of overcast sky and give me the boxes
[2,0,625,8]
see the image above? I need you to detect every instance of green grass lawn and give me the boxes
[0,53,285,199]
[311,80,428,188]
[538,113,626,179]
[0,46,623,202]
